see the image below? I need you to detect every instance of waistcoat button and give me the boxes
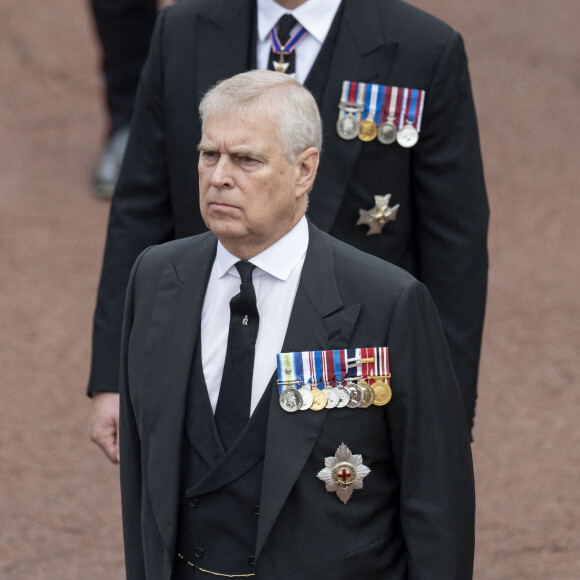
[194,548,204,559]
[248,556,255,566]
[189,498,199,508]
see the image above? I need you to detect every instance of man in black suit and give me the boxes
[91,0,489,463]
[120,70,474,579]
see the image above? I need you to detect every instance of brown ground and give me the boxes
[1,0,579,578]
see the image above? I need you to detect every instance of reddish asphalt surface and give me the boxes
[1,0,579,578]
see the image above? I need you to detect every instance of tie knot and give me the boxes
[276,14,298,45]
[235,261,255,283]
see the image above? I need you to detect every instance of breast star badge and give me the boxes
[356,194,400,236]
[317,443,371,504]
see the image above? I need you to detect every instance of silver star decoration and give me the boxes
[317,442,371,504]
[357,194,400,236]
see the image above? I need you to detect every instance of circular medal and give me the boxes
[298,387,314,411]
[279,388,303,413]
[377,120,397,145]
[336,386,351,408]
[310,388,328,411]
[346,384,364,408]
[371,380,392,406]
[323,388,340,409]
[331,461,357,488]
[358,118,378,142]
[357,379,375,408]
[396,124,419,148]
[336,114,360,140]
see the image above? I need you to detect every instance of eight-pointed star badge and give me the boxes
[317,443,371,504]
[357,194,400,236]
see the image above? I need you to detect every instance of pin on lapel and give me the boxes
[317,443,370,504]
[242,315,249,326]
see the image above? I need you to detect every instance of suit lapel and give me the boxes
[256,223,360,557]
[309,0,399,231]
[144,234,217,553]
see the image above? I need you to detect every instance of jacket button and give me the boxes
[248,556,255,566]
[253,505,260,516]
[189,498,199,508]
[194,548,204,559]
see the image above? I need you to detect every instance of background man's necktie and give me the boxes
[214,261,259,450]
[269,14,299,75]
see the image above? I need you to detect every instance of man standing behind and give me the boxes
[93,0,489,463]
[120,70,474,580]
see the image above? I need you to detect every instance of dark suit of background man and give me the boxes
[91,0,489,464]
[88,0,159,198]
[120,69,475,580]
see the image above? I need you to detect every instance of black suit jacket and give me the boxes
[119,222,475,579]
[95,0,489,432]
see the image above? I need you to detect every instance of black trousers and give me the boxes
[89,0,158,134]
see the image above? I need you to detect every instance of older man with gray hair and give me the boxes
[120,70,474,580]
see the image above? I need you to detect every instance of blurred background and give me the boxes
[0,0,579,577]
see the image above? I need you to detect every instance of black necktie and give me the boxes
[269,14,298,75]
[214,261,259,450]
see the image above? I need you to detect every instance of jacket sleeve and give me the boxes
[88,8,174,395]
[413,30,489,434]
[119,248,152,580]
[386,279,475,579]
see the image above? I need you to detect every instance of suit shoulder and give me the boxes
[137,232,215,273]
[381,0,455,38]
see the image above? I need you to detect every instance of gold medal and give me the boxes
[358,118,377,142]
[371,380,392,406]
[357,379,375,408]
[310,388,328,411]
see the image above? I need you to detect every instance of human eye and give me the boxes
[234,153,261,168]
[200,150,219,164]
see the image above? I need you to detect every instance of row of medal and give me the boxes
[276,347,391,413]
[336,81,426,148]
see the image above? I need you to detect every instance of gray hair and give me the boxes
[199,70,322,162]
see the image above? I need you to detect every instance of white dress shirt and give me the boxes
[201,217,309,415]
[257,0,342,84]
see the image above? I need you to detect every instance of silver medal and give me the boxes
[336,386,351,408]
[298,387,314,411]
[396,124,419,148]
[279,388,303,413]
[346,383,364,408]
[336,114,360,140]
[323,388,340,409]
[377,120,397,145]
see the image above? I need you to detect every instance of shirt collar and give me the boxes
[257,0,342,45]
[215,216,309,281]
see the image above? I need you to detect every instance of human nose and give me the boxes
[210,155,235,189]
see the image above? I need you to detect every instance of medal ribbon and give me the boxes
[371,347,390,381]
[323,350,336,387]
[397,88,409,130]
[333,349,344,387]
[313,350,324,390]
[338,81,366,122]
[400,88,426,131]
[270,24,308,55]
[363,83,383,125]
[276,351,302,395]
[380,86,401,125]
[300,351,312,388]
